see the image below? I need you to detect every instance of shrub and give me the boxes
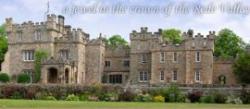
[17,73,30,83]
[43,95,57,101]
[35,91,48,100]
[163,84,184,102]
[213,91,227,103]
[200,95,215,103]
[187,90,203,103]
[226,95,243,104]
[0,73,10,83]
[79,94,89,101]
[118,91,136,101]
[88,95,99,101]
[153,95,165,102]
[134,93,152,102]
[149,88,165,97]
[98,93,118,101]
[240,89,250,104]
[10,91,24,99]
[65,94,80,101]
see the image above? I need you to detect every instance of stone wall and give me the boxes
[213,59,236,85]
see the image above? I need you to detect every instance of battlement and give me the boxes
[130,27,162,40]
[183,29,215,40]
[55,27,89,43]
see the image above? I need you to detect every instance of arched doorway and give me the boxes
[48,67,58,83]
[65,68,69,84]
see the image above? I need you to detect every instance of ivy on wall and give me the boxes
[34,49,48,83]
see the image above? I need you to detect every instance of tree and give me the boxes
[34,50,48,83]
[214,28,245,58]
[105,35,128,48]
[0,24,8,70]
[162,29,183,44]
[233,51,250,84]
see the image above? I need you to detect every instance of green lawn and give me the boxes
[0,99,250,109]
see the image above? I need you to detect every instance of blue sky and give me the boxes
[0,0,250,42]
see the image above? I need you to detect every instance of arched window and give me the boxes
[218,75,226,85]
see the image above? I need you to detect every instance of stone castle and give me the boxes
[1,14,236,86]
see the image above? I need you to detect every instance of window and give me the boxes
[59,50,69,59]
[23,69,33,83]
[22,50,34,61]
[109,74,122,84]
[172,70,177,81]
[160,52,165,63]
[17,32,22,41]
[139,71,148,82]
[195,71,201,82]
[195,51,201,62]
[34,30,41,41]
[123,60,130,67]
[160,71,164,81]
[141,54,147,63]
[173,52,177,62]
[105,61,111,67]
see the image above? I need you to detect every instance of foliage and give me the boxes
[233,51,250,84]
[187,90,203,103]
[98,92,118,101]
[162,84,184,102]
[105,35,128,48]
[240,88,250,104]
[162,29,183,44]
[213,91,227,103]
[200,95,215,103]
[153,95,165,102]
[65,94,80,101]
[34,50,48,83]
[0,73,10,83]
[43,95,57,101]
[118,91,136,102]
[134,93,152,102]
[148,88,165,97]
[17,73,31,83]
[0,24,8,69]
[10,91,23,99]
[214,28,245,58]
[79,94,89,101]
[226,95,243,104]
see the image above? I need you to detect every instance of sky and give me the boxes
[0,0,250,42]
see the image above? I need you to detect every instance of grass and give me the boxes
[0,99,250,109]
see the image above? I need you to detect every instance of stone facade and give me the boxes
[1,14,237,85]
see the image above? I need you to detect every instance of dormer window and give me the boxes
[34,30,41,41]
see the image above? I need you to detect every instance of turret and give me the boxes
[5,18,13,33]
[58,15,64,32]
[46,14,57,30]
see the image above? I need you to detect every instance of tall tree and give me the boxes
[233,51,250,84]
[0,24,8,70]
[162,29,183,44]
[106,35,128,48]
[214,28,245,58]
